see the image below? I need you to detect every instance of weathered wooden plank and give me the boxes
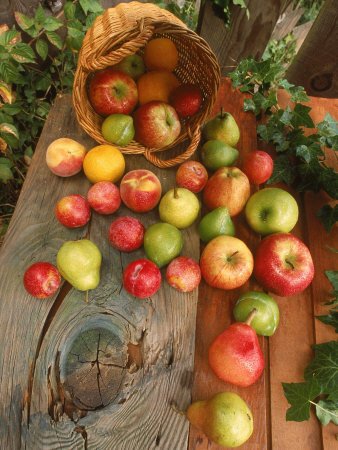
[270,7,304,41]
[198,0,293,75]
[188,78,270,450]
[286,0,338,98]
[0,94,200,448]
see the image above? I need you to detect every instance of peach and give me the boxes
[46,138,87,177]
[120,169,162,213]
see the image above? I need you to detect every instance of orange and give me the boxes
[137,70,180,105]
[144,37,178,72]
[83,144,125,184]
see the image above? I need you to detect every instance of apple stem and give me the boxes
[245,308,258,326]
[171,402,186,416]
[174,187,179,199]
[85,291,89,303]
[285,259,295,271]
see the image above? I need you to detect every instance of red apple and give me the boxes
[108,216,145,252]
[175,161,208,193]
[120,169,162,213]
[133,101,181,148]
[46,138,87,177]
[89,69,138,116]
[87,181,121,215]
[203,167,250,216]
[242,150,274,185]
[200,235,254,290]
[55,194,91,228]
[170,83,203,117]
[254,232,315,297]
[166,256,201,292]
[123,259,161,298]
[23,262,61,298]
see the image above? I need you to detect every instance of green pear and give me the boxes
[201,139,239,170]
[198,206,235,243]
[159,187,200,229]
[203,110,240,147]
[187,392,253,448]
[57,239,102,291]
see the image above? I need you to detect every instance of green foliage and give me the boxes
[282,341,338,425]
[262,32,297,70]
[0,0,103,238]
[296,0,324,26]
[229,55,338,233]
[315,270,338,332]
[202,0,249,29]
[153,0,199,30]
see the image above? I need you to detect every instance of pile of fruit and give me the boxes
[22,37,316,450]
[86,37,204,149]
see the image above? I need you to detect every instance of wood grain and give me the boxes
[286,0,338,98]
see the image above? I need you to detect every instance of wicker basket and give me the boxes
[73,2,220,168]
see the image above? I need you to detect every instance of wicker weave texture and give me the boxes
[73,2,220,167]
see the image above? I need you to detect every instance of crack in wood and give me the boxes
[23,280,72,426]
[74,425,88,450]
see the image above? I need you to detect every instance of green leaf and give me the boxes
[291,103,315,129]
[14,12,34,31]
[317,113,338,137]
[0,122,19,139]
[79,0,103,15]
[326,270,338,290]
[36,101,50,117]
[316,204,338,233]
[2,103,22,115]
[35,39,48,61]
[0,30,21,46]
[45,31,63,49]
[10,43,36,63]
[320,167,338,200]
[64,1,76,19]
[267,154,296,185]
[316,399,338,426]
[289,85,309,103]
[0,157,14,183]
[304,341,338,393]
[35,5,46,25]
[34,73,52,91]
[243,98,257,114]
[296,143,323,163]
[0,61,19,83]
[43,17,63,32]
[282,379,321,422]
[280,106,293,126]
[316,310,338,333]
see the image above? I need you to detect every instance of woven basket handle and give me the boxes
[84,19,154,72]
[144,125,201,168]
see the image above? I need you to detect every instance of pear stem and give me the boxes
[245,308,257,326]
[85,291,89,303]
[220,106,224,119]
[174,187,179,199]
[170,402,186,416]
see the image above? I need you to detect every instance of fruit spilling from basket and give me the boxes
[88,38,203,150]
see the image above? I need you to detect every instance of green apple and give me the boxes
[233,290,280,336]
[101,113,135,146]
[245,187,299,235]
[201,140,239,170]
[198,206,235,243]
[203,110,240,147]
[114,54,145,80]
[57,239,102,291]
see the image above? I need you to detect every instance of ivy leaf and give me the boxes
[35,39,48,61]
[323,270,338,306]
[282,379,321,422]
[316,399,338,426]
[316,310,338,333]
[10,43,36,63]
[320,166,338,200]
[233,0,250,17]
[289,85,309,103]
[317,113,338,137]
[278,78,294,92]
[316,204,338,233]
[280,106,293,126]
[296,143,323,163]
[0,157,14,183]
[267,154,296,185]
[45,31,63,49]
[291,103,315,129]
[304,341,338,393]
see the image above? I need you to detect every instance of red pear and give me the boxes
[208,309,264,387]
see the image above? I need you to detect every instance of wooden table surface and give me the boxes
[0,78,337,449]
